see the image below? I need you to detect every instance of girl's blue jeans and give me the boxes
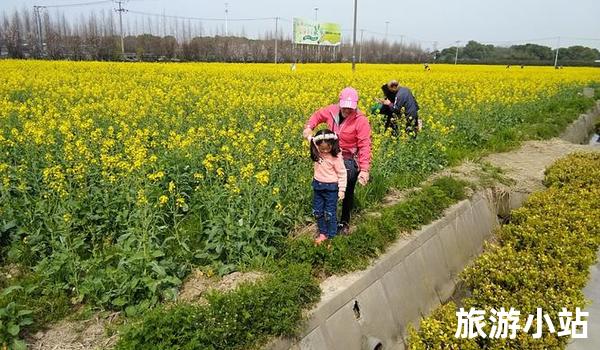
[312,179,338,238]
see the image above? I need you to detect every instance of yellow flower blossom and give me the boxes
[148,171,165,182]
[240,163,255,179]
[137,189,148,205]
[254,170,269,186]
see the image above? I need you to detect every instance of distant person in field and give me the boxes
[309,129,347,244]
[378,80,422,137]
[303,87,372,235]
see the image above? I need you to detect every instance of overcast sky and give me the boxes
[2,0,600,50]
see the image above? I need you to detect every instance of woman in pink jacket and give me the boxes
[303,87,372,234]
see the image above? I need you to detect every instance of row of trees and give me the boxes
[0,8,428,63]
[436,40,600,65]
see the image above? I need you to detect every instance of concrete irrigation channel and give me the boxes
[267,96,600,350]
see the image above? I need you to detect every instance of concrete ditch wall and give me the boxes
[560,97,599,144]
[267,96,600,350]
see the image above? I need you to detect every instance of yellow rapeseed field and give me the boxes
[0,60,599,275]
[1,60,600,331]
[1,61,598,200]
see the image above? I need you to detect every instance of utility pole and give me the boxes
[224,3,229,36]
[314,7,319,62]
[554,36,560,68]
[399,34,404,63]
[454,40,460,65]
[385,21,389,41]
[351,0,357,71]
[274,17,279,64]
[162,8,166,37]
[33,6,45,56]
[114,0,127,57]
[359,28,364,63]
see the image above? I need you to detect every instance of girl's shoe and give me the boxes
[315,233,328,244]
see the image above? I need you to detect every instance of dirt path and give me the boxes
[485,138,598,193]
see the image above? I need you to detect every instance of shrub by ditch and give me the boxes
[409,152,600,349]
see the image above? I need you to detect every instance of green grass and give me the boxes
[443,86,595,163]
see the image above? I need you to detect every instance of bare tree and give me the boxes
[6,10,24,58]
[0,13,8,56]
[45,11,63,59]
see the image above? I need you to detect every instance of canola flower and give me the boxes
[0,60,599,271]
[1,62,598,187]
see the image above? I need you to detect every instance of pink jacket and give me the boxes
[314,153,347,193]
[305,105,372,172]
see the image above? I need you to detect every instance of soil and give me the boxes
[27,313,119,350]
[178,270,266,303]
[0,263,24,282]
[485,138,594,193]
[26,270,265,350]
[291,222,319,239]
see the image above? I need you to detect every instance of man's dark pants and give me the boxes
[340,159,359,225]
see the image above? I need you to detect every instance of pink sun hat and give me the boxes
[339,87,359,109]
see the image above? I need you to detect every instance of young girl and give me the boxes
[310,129,347,244]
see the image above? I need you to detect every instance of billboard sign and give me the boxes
[293,18,341,46]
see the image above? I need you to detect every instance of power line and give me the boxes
[476,37,558,45]
[561,37,600,42]
[36,0,112,8]
[127,9,275,22]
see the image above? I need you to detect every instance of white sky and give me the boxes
[2,0,600,50]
